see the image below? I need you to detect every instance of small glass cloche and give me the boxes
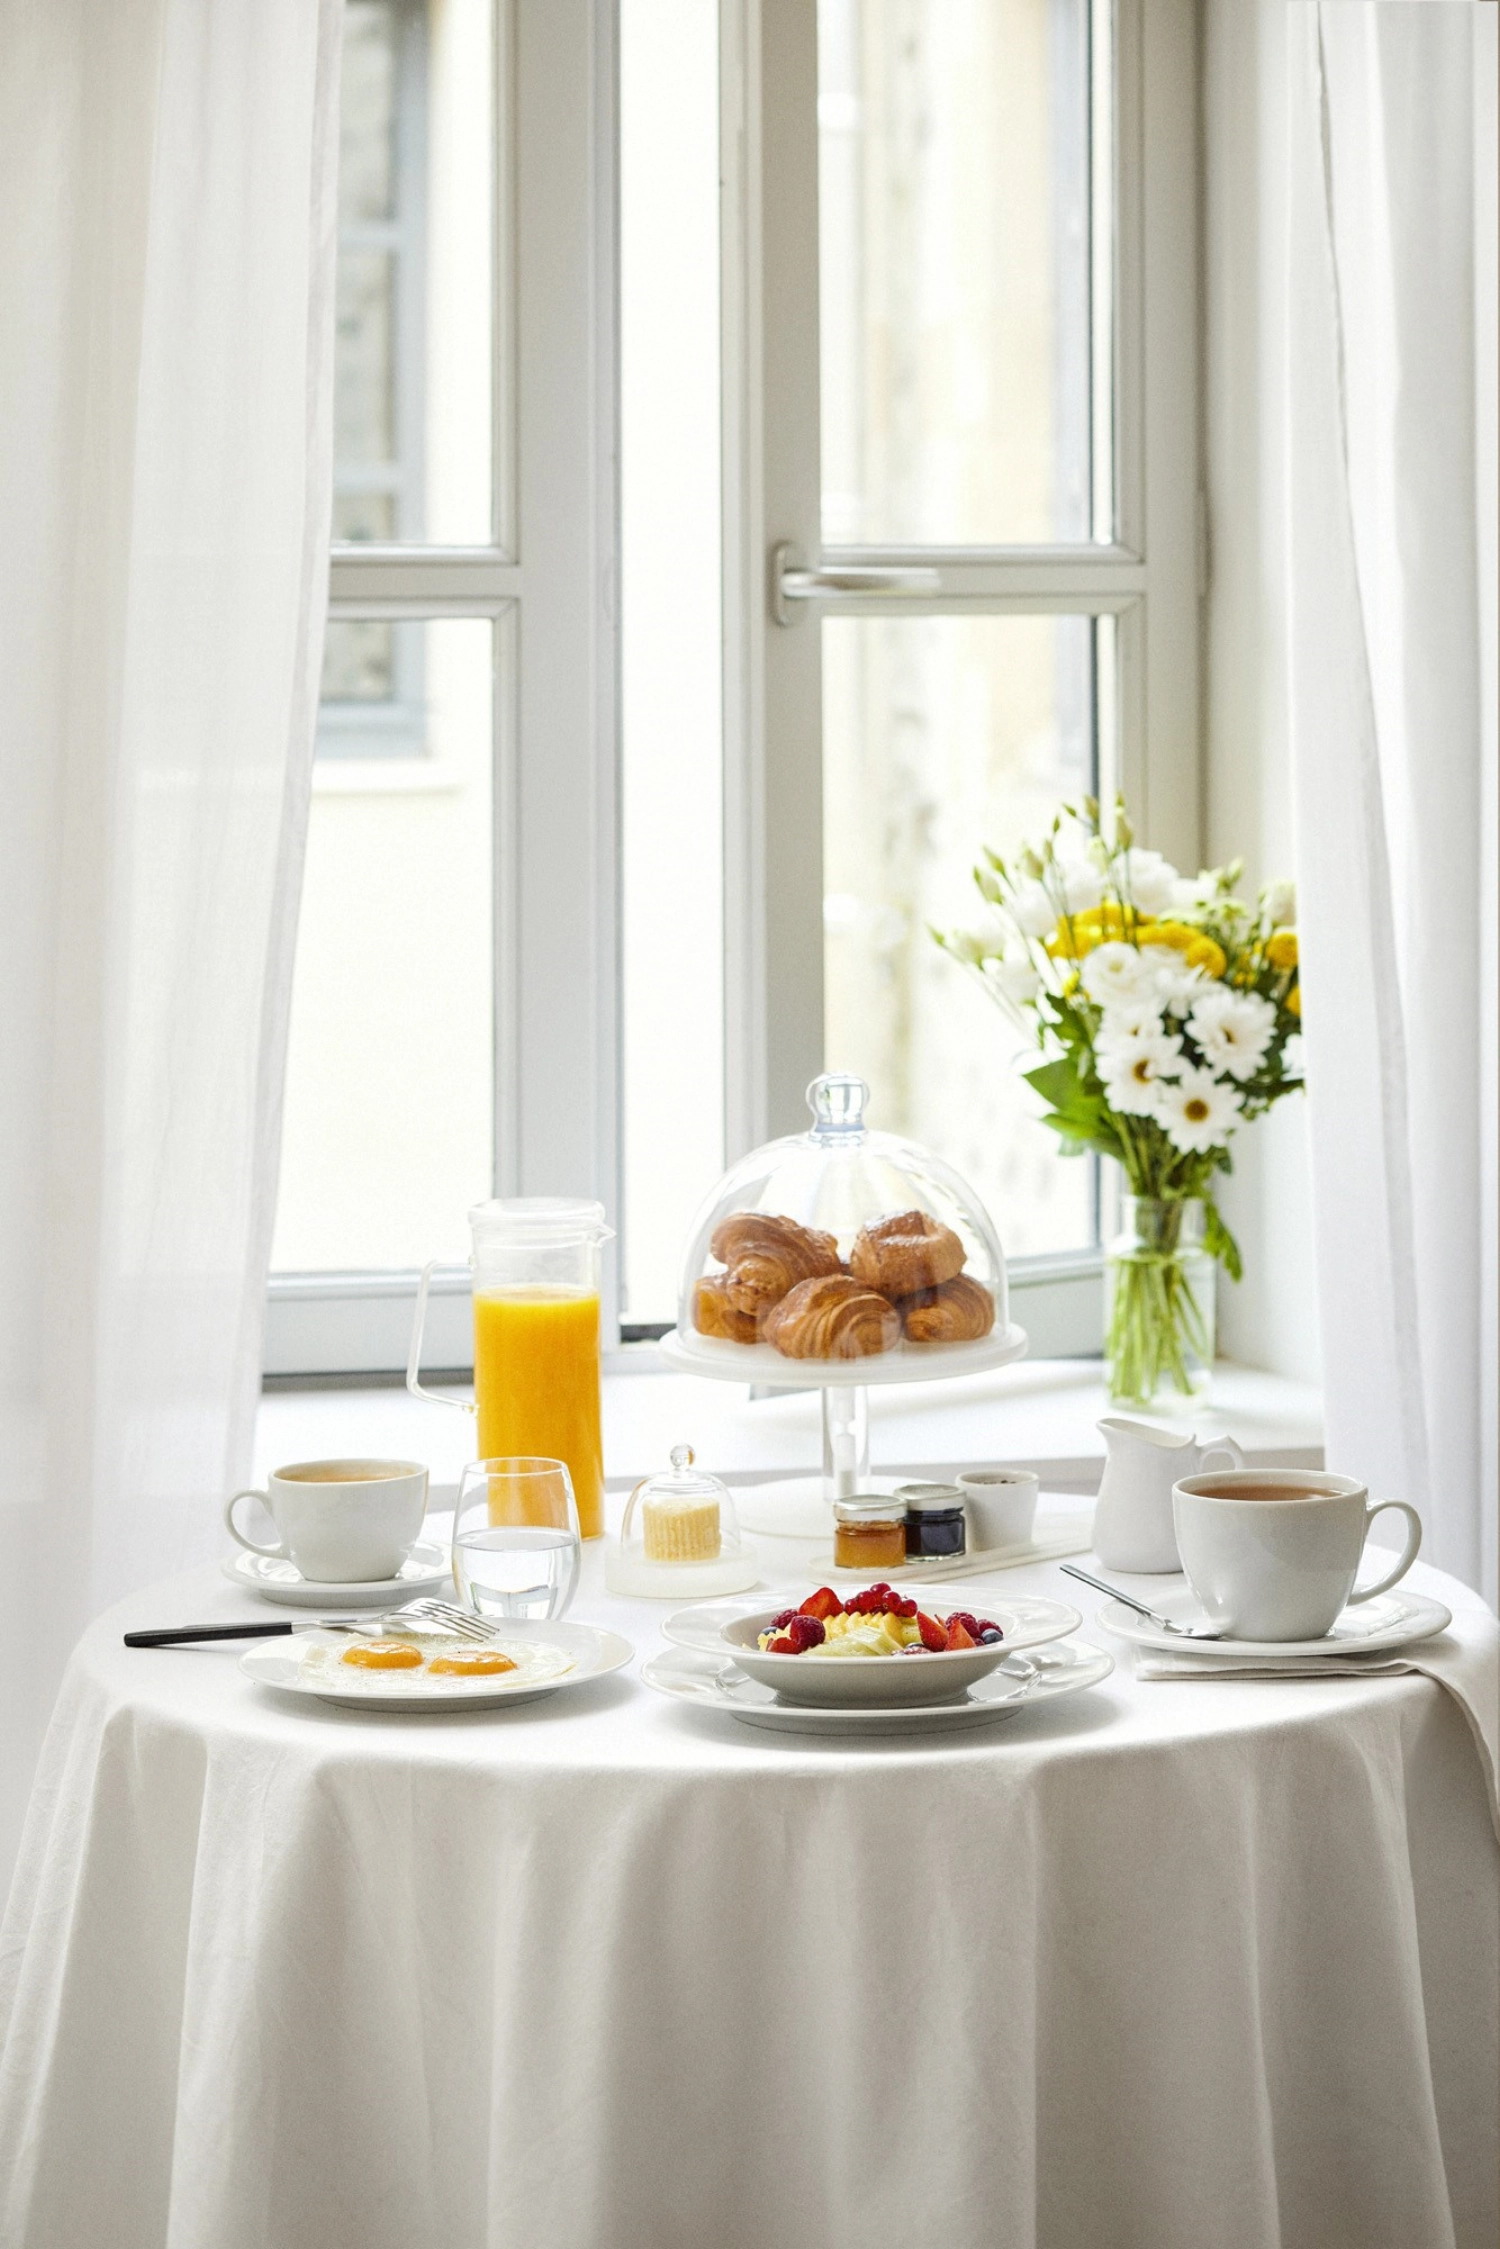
[604,1445,759,1599]
[662,1074,1022,1384]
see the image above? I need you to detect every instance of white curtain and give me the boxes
[1287,3,1497,1592]
[0,0,341,1886]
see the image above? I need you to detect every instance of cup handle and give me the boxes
[1197,1436,1245,1473]
[224,1489,285,1559]
[1350,1500,1422,1602]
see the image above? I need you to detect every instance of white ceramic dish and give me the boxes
[1096,1585,1453,1661]
[657,1321,1028,1390]
[641,1639,1113,1734]
[240,1619,634,1712]
[222,1542,452,1609]
[661,1593,1081,1707]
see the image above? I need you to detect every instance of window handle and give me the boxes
[770,541,940,626]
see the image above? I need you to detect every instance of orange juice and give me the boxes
[473,1289,604,1539]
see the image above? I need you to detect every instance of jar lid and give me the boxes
[832,1493,907,1523]
[896,1481,966,1513]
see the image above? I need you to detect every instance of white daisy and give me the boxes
[1141,948,1211,1016]
[1188,988,1277,1081]
[1009,881,1057,939]
[1154,1068,1243,1153]
[1169,872,1218,913]
[1117,848,1180,916]
[1097,1033,1184,1117]
[1283,1033,1305,1078]
[1079,941,1152,1007]
[1096,995,1174,1050]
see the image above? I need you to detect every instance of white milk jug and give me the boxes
[1093,1417,1245,1573]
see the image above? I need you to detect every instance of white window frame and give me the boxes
[266,0,622,1378]
[721,0,1201,1353]
[267,0,1198,1377]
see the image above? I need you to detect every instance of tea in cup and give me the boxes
[225,1459,429,1584]
[1171,1469,1422,1641]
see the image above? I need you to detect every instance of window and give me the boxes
[267,0,1199,1373]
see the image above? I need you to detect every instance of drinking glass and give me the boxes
[451,1457,581,1622]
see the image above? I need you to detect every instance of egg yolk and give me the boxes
[427,1650,518,1676]
[340,1640,424,1669]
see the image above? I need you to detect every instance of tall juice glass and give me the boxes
[409,1199,612,1541]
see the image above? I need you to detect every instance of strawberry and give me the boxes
[944,1617,978,1651]
[917,1610,947,1653]
[768,1634,799,1654]
[799,1586,844,1620]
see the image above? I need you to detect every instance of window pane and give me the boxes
[273,618,496,1270]
[332,0,496,547]
[822,613,1105,1255]
[619,0,725,1327]
[818,0,1109,547]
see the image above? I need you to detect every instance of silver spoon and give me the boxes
[1060,1563,1225,1639]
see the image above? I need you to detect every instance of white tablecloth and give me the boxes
[1,1541,1495,2249]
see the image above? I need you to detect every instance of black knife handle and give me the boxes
[124,1621,296,1647]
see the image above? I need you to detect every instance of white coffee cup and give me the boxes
[1172,1468,1422,1641]
[225,1459,429,1585]
[957,1469,1039,1552]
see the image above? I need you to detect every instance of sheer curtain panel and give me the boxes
[0,0,341,1888]
[1287,3,1496,1593]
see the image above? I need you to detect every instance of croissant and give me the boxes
[693,1274,760,1344]
[849,1209,966,1297]
[763,1273,900,1360]
[709,1211,843,1321]
[897,1274,995,1345]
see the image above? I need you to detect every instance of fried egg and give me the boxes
[298,1632,576,1695]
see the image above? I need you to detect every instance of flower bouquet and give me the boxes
[936,797,1303,1404]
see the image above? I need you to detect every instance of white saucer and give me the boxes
[240,1619,634,1712]
[641,1639,1113,1734]
[222,1541,452,1608]
[1097,1585,1453,1661]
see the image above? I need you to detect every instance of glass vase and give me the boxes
[1104,1195,1215,1406]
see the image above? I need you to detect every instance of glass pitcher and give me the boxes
[408,1199,613,1540]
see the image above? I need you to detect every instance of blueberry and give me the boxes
[978,1627,1004,1645]
[902,1641,930,1655]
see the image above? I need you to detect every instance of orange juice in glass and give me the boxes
[409,1200,612,1541]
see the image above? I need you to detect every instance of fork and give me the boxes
[124,1596,495,1649]
[1060,1564,1225,1639]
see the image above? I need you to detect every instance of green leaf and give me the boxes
[1202,1197,1243,1282]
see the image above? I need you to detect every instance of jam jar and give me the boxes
[899,1482,967,1561]
[832,1495,908,1572]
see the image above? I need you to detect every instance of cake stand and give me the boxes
[657,1322,1029,1537]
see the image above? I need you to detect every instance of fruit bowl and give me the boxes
[662,1592,1081,1708]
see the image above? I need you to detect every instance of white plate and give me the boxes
[641,1640,1114,1734]
[657,1322,1029,1389]
[661,1593,1081,1707]
[1097,1585,1454,1660]
[222,1541,452,1608]
[240,1618,634,1711]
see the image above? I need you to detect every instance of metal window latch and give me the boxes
[769,540,941,626]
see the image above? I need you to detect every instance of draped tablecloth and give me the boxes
[1,1543,1495,2249]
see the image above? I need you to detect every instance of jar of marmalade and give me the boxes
[832,1495,908,1572]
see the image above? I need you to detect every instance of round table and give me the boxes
[1,1536,1495,2249]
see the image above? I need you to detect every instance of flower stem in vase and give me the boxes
[1104,1195,1214,1405]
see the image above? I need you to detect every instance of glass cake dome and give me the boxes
[661,1075,1025,1388]
[604,1444,760,1598]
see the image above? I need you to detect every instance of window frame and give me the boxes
[722,0,1202,1351]
[266,0,1200,1377]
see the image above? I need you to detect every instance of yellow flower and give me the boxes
[1184,935,1227,978]
[1286,981,1301,1018]
[1147,920,1227,979]
[1045,901,1151,958]
[1266,927,1298,970]
[1146,920,1199,954]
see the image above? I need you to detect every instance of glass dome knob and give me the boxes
[670,1443,694,1474]
[807,1072,869,1140]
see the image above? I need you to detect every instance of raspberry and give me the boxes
[786,1614,826,1651]
[770,1609,798,1630]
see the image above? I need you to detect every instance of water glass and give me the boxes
[452,1456,581,1622]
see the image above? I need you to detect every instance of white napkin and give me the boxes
[1135,1610,1500,1839]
